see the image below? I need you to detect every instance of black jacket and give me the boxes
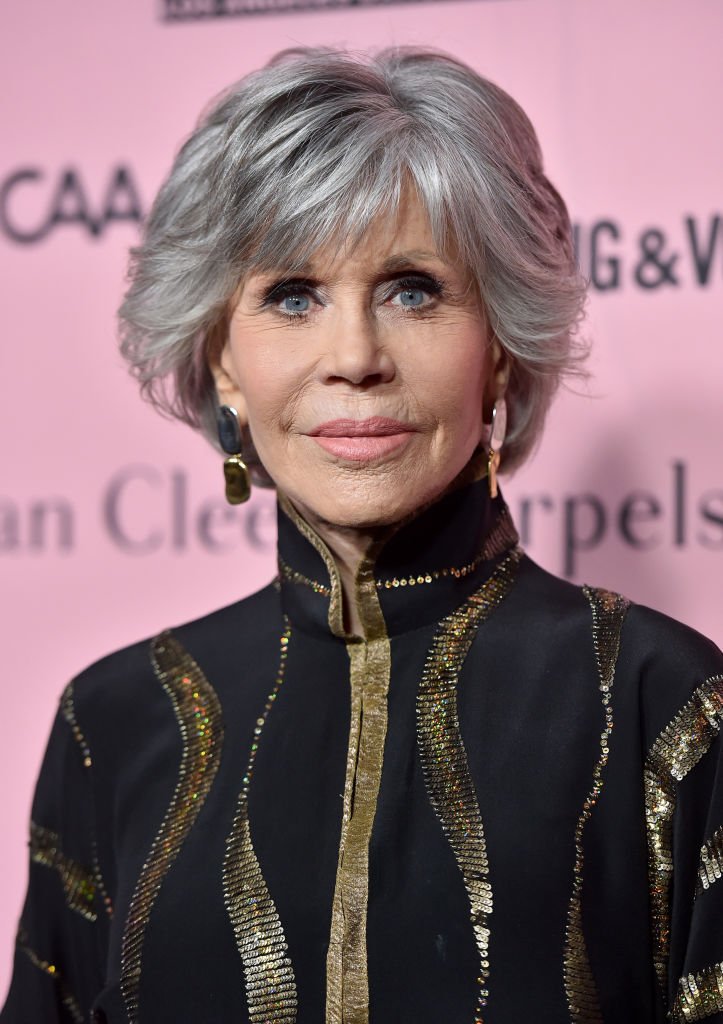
[3,475,723,1023]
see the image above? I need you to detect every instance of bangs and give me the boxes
[215,108,464,276]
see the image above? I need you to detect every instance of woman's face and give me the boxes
[212,191,502,531]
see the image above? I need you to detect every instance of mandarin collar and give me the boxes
[275,461,520,641]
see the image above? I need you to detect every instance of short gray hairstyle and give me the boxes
[119,46,587,473]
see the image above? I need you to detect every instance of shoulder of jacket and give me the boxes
[621,602,723,674]
[616,603,723,749]
[516,557,723,677]
[514,555,600,623]
[65,580,280,723]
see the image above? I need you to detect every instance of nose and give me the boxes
[319,311,395,388]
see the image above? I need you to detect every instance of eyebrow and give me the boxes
[378,250,449,271]
[253,250,449,279]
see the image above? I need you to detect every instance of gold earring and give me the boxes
[487,397,507,499]
[487,448,501,499]
[217,405,251,505]
[223,454,251,505]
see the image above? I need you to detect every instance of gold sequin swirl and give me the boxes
[671,962,723,1022]
[416,546,523,1023]
[120,631,224,1024]
[16,926,84,1024]
[645,674,723,1003]
[697,825,723,897]
[564,587,629,1024]
[61,681,92,769]
[223,620,298,1022]
[60,682,113,918]
[29,822,97,922]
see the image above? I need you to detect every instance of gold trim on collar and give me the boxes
[278,494,345,636]
[279,500,519,601]
[279,557,332,597]
[376,505,519,589]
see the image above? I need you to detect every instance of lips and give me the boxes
[307,417,415,462]
[309,417,412,437]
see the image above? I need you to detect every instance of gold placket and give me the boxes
[279,463,509,1024]
[326,555,391,1024]
[277,496,390,1023]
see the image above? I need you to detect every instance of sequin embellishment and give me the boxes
[326,635,390,1023]
[60,682,113,919]
[120,632,224,1024]
[563,587,629,1023]
[697,825,723,896]
[16,927,84,1024]
[29,822,97,922]
[645,674,723,1001]
[671,962,723,1022]
[223,620,298,1022]
[416,546,523,1023]
[279,558,332,597]
[61,682,92,768]
[280,505,519,596]
[377,505,519,589]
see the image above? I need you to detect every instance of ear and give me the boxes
[206,328,249,425]
[482,336,510,423]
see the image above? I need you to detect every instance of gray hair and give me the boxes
[119,46,587,474]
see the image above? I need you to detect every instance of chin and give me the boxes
[307,483,445,532]
[280,455,468,533]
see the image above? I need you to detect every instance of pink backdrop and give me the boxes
[2,0,722,999]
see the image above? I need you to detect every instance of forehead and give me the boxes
[327,192,438,268]
[246,189,460,280]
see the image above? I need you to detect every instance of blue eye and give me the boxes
[398,288,426,307]
[282,294,310,313]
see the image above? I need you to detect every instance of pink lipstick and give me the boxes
[308,417,415,462]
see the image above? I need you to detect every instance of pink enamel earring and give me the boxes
[487,397,507,499]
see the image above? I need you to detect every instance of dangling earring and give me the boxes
[217,405,251,505]
[487,397,507,499]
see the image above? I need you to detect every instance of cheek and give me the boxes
[230,341,293,430]
[426,337,487,432]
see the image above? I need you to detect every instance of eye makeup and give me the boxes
[257,277,321,309]
[255,269,447,315]
[381,272,445,304]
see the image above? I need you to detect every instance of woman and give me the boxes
[2,46,722,1024]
